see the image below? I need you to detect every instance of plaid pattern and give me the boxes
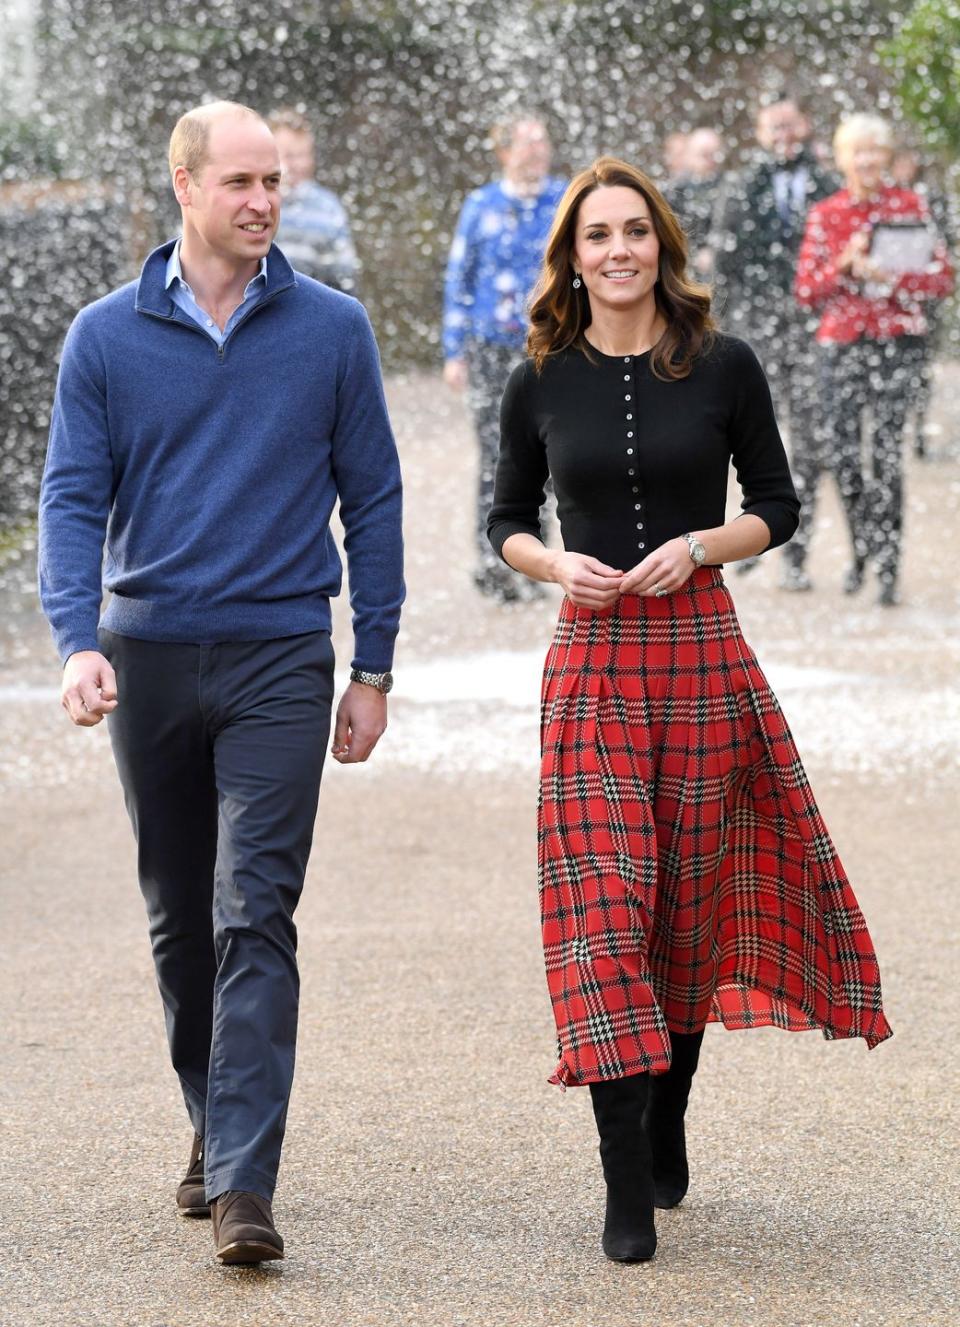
[539,567,893,1087]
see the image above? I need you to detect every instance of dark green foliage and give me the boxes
[882,0,960,156]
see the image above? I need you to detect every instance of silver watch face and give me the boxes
[685,535,706,565]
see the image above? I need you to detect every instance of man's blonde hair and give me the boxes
[168,100,268,177]
[488,113,547,155]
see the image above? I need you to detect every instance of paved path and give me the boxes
[2,370,958,1327]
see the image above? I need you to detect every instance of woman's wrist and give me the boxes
[543,548,563,584]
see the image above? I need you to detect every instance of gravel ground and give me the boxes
[1,368,958,1327]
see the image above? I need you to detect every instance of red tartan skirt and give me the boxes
[539,567,893,1087]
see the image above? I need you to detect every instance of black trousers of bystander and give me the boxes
[797,336,925,589]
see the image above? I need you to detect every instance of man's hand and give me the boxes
[443,358,469,393]
[619,538,697,597]
[61,650,118,727]
[331,681,387,764]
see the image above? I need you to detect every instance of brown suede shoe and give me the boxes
[175,1134,210,1218]
[211,1190,284,1264]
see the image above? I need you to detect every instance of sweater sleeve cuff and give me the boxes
[487,520,545,564]
[55,627,103,666]
[351,629,398,675]
[740,501,800,552]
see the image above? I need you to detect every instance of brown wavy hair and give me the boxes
[527,156,714,379]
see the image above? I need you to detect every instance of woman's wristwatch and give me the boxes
[350,668,394,694]
[682,533,707,566]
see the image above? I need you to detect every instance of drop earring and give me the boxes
[572,273,582,289]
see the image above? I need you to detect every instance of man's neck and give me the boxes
[769,148,806,170]
[502,174,545,200]
[178,233,261,316]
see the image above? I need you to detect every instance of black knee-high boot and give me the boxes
[589,1075,657,1263]
[642,1028,704,1209]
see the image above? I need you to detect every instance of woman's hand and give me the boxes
[619,538,696,597]
[551,551,623,608]
[838,231,889,282]
[836,230,869,274]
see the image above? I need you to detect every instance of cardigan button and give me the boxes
[628,468,635,476]
[627,431,634,438]
[626,448,633,455]
[623,373,630,380]
[626,413,633,420]
[625,394,631,401]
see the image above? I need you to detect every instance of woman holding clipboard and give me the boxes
[794,113,953,605]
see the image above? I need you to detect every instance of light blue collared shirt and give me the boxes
[164,239,268,345]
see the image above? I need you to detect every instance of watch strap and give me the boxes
[350,667,393,694]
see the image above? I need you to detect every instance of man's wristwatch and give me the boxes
[682,533,707,566]
[350,668,394,695]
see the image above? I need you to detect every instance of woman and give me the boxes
[794,114,953,605]
[487,157,892,1264]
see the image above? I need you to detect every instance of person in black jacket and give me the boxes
[663,127,726,281]
[714,96,837,589]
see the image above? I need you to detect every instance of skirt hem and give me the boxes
[549,1003,893,1088]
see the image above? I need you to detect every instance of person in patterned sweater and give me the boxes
[442,115,566,601]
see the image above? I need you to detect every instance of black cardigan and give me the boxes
[487,334,800,572]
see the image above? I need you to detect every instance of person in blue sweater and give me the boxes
[37,101,404,1266]
[442,115,565,601]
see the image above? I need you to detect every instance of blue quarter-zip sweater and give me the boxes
[38,241,404,671]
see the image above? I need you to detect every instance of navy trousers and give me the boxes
[466,339,528,589]
[100,629,335,1202]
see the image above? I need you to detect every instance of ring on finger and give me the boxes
[654,584,667,598]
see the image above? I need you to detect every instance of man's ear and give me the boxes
[172,165,193,209]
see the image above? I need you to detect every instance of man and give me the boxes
[664,126,726,280]
[442,114,565,601]
[267,106,360,293]
[38,101,404,1264]
[662,131,689,186]
[714,95,837,589]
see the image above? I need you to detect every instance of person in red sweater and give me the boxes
[794,113,953,604]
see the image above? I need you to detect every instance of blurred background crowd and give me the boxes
[1,0,958,610]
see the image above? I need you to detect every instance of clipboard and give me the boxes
[869,223,937,274]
